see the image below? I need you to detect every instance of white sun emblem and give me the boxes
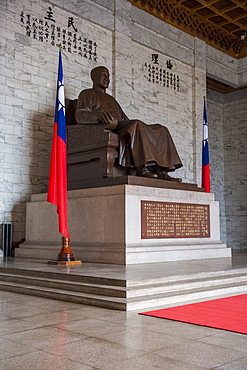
[57,79,65,115]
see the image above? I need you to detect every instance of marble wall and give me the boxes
[0,0,246,249]
[206,91,226,244]
[223,91,247,250]
[207,88,247,250]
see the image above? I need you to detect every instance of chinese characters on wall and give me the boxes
[141,201,210,239]
[20,6,98,61]
[143,54,180,91]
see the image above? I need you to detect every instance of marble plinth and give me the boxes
[16,181,231,264]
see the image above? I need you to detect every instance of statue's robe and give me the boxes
[76,88,183,170]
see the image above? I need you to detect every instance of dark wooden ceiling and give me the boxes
[129,0,247,58]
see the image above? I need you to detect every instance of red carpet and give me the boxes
[140,294,247,334]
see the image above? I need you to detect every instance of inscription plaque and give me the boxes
[141,201,210,239]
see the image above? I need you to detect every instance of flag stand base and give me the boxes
[47,237,82,266]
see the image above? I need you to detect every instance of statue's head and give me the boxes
[91,66,110,89]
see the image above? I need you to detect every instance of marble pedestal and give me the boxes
[16,180,231,264]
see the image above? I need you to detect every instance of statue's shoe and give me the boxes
[136,168,158,178]
[158,172,182,182]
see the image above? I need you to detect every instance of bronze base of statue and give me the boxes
[67,176,204,193]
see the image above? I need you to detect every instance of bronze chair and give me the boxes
[66,99,131,189]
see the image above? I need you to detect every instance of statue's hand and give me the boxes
[97,111,118,130]
[97,111,114,124]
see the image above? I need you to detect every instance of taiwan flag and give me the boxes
[47,49,70,238]
[202,97,210,193]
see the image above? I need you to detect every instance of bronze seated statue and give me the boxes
[66,66,182,189]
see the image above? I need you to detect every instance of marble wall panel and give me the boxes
[206,89,226,244]
[223,93,247,250]
[114,0,131,36]
[131,5,195,53]
[207,88,247,249]
[205,45,246,87]
[131,23,195,66]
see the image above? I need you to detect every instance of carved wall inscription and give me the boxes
[141,201,210,239]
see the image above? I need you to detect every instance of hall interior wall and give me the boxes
[207,88,247,250]
[0,0,246,250]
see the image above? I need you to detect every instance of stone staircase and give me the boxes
[0,266,247,311]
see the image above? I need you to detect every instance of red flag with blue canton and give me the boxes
[47,49,70,238]
[202,97,210,193]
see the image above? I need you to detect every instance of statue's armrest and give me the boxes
[67,124,119,155]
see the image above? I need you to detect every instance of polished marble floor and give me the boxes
[0,251,247,369]
[0,290,247,370]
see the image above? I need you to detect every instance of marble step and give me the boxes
[0,280,126,310]
[0,267,125,286]
[126,268,247,286]
[126,271,247,297]
[1,270,246,299]
[127,281,247,310]
[2,266,247,286]
[0,278,246,312]
[0,269,247,311]
[0,272,126,297]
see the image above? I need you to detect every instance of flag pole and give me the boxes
[47,46,81,266]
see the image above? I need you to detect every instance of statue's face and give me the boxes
[95,68,110,89]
